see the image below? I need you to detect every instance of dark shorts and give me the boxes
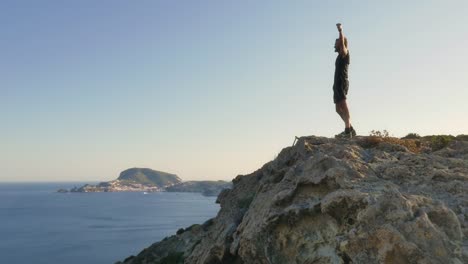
[333,82,349,104]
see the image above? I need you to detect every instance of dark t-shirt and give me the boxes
[333,52,350,91]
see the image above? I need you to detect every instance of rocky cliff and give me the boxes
[118,136,468,264]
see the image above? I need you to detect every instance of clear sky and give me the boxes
[2,1,467,182]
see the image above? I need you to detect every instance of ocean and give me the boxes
[0,183,220,264]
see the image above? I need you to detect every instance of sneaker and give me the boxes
[335,129,353,139]
[350,126,357,137]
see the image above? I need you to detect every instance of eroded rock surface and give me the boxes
[118,136,468,264]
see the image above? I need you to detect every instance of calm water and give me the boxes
[0,183,220,264]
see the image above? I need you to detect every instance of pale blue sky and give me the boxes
[2,1,467,182]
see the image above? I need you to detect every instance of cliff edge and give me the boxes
[118,135,468,264]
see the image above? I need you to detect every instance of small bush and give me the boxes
[184,224,200,232]
[456,134,468,141]
[401,133,421,139]
[360,130,422,153]
[369,130,389,138]
[361,131,463,153]
[201,218,215,231]
[359,136,383,148]
[176,228,184,235]
[426,135,455,151]
[238,195,254,209]
[156,252,184,264]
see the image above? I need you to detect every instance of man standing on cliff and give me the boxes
[333,23,356,138]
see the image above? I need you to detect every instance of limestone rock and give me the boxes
[119,136,468,264]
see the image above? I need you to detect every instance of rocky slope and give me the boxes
[117,136,468,264]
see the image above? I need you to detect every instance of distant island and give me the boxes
[165,180,234,196]
[57,168,232,196]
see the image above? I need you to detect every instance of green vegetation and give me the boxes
[117,168,181,187]
[363,130,466,153]
[361,130,420,151]
[155,252,184,264]
[369,130,390,138]
[185,224,201,232]
[456,134,468,141]
[238,195,254,209]
[201,218,215,231]
[423,135,455,151]
[176,228,185,235]
[401,133,421,139]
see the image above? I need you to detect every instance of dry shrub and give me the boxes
[380,137,422,153]
[359,131,462,153]
[360,137,422,153]
[358,136,384,148]
[359,132,423,153]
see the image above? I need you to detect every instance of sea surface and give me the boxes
[0,183,220,264]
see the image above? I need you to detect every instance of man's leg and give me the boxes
[337,99,351,129]
[335,103,345,123]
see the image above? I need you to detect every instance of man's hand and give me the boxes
[336,23,343,33]
[336,23,348,57]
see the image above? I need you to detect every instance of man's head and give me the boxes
[334,38,348,53]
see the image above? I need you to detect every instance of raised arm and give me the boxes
[336,23,348,57]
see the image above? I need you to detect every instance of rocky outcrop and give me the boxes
[118,136,468,264]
